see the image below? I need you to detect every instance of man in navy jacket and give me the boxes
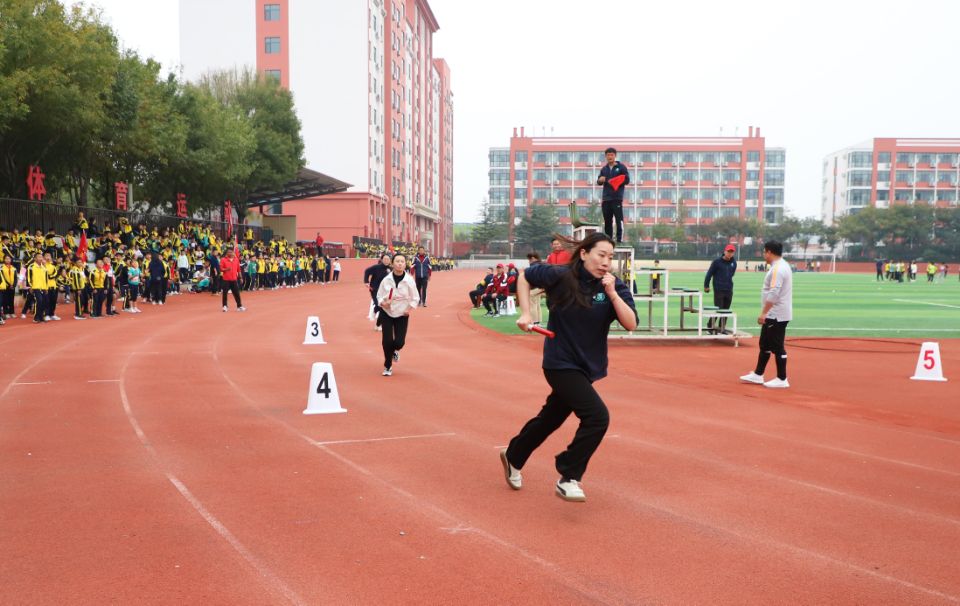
[596,147,630,243]
[411,246,432,307]
[704,244,738,333]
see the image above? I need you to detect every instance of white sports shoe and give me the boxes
[51,315,61,321]
[555,478,586,502]
[739,372,765,385]
[222,306,228,312]
[238,306,246,312]
[44,315,51,321]
[499,449,522,490]
[764,378,790,389]
[382,367,393,376]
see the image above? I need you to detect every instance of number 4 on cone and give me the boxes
[303,362,346,414]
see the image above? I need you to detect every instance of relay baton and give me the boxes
[531,326,555,339]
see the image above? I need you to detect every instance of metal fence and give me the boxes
[0,198,272,242]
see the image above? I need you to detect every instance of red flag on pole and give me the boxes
[77,230,88,262]
[608,174,626,191]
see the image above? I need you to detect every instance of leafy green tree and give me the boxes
[515,202,558,254]
[472,198,507,252]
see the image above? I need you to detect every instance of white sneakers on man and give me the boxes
[499,449,522,490]
[763,378,790,389]
[739,372,765,384]
[555,478,586,502]
[222,306,228,312]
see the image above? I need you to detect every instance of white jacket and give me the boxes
[377,271,420,318]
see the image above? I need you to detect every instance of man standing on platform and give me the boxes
[704,244,737,334]
[596,147,630,244]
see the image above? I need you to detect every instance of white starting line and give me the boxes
[314,432,456,446]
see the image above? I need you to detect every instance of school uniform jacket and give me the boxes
[376,271,420,318]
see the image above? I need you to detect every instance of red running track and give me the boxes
[1,272,959,605]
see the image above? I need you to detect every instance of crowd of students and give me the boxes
[876,259,952,283]
[354,239,456,271]
[0,215,344,325]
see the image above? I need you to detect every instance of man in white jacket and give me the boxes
[376,253,420,376]
[740,240,793,388]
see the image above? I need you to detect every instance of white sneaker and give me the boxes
[376,325,382,332]
[499,449,522,490]
[555,478,586,502]
[739,372,764,385]
[764,378,790,389]
[44,315,51,321]
[238,306,246,312]
[382,367,393,376]
[20,313,25,318]
[223,306,228,312]
[51,315,61,321]
[74,315,86,320]
[393,351,400,363]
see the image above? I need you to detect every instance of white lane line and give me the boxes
[11,381,52,386]
[315,432,456,446]
[893,299,960,310]
[116,322,306,605]
[614,489,960,605]
[88,379,120,383]
[768,327,960,332]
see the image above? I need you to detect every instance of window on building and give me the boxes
[514,151,528,163]
[849,151,872,168]
[721,170,740,183]
[876,190,890,201]
[701,152,718,165]
[638,152,656,164]
[722,152,741,164]
[658,169,678,182]
[747,151,760,162]
[264,69,281,82]
[515,188,528,201]
[764,170,785,186]
[894,189,913,201]
[877,152,891,163]
[916,171,934,184]
[265,37,281,54]
[745,189,759,201]
[848,171,871,186]
[700,170,719,183]
[764,189,785,204]
[638,170,656,182]
[658,207,676,219]
[895,170,913,184]
[915,189,934,202]
[488,150,510,167]
[701,189,716,201]
[680,170,698,182]
[533,170,549,181]
[746,170,760,181]
[680,188,698,201]
[681,152,699,164]
[264,4,280,20]
[876,170,890,182]
[722,188,740,200]
[938,153,958,165]
[557,152,571,163]
[659,189,677,202]
[896,152,915,165]
[764,208,784,224]
[619,151,636,164]
[638,188,655,201]
[659,152,676,163]
[765,150,786,167]
[514,170,527,181]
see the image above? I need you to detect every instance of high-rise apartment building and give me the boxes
[180,0,454,254]
[489,127,785,239]
[822,139,960,225]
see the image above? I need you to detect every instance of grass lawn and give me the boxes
[471,271,960,339]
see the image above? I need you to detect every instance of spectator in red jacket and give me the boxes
[219,246,245,312]
[546,237,572,265]
[482,264,509,317]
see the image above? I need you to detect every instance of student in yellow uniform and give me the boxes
[0,254,17,320]
[256,255,266,290]
[43,253,61,320]
[69,259,89,320]
[27,253,49,323]
[89,259,109,318]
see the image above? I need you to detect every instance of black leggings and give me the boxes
[222,280,242,308]
[150,281,163,302]
[380,314,409,369]
[756,319,789,380]
[506,369,610,482]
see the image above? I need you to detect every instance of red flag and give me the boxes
[608,174,626,191]
[77,230,88,262]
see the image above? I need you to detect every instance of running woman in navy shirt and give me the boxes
[500,233,638,502]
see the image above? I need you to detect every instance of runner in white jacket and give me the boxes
[376,253,420,376]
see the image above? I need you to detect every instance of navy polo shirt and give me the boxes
[525,263,637,382]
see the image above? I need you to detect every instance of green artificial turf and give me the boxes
[471,271,960,339]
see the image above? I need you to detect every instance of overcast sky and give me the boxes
[78,0,960,222]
